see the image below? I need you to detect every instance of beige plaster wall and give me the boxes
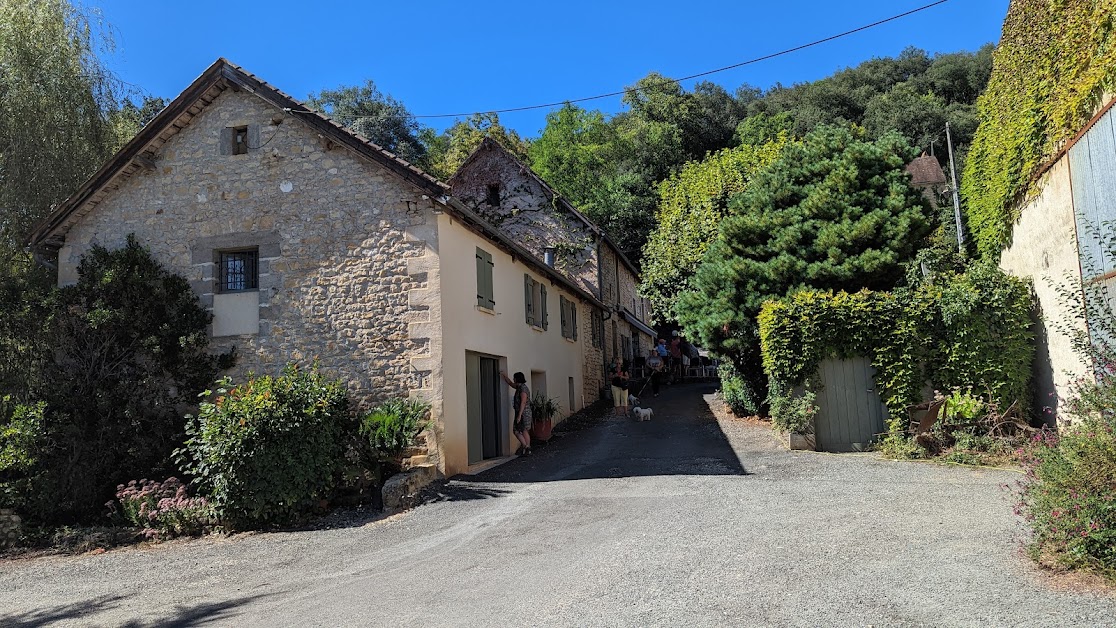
[999,157,1091,420]
[437,213,588,476]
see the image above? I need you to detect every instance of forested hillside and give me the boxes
[308,46,992,265]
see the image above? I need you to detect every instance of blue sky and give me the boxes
[97,0,1010,137]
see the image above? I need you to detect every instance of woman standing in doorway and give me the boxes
[501,371,532,456]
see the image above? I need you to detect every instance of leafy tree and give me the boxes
[529,104,617,208]
[2,237,227,522]
[641,136,788,322]
[677,126,933,372]
[422,113,529,180]
[0,0,131,260]
[308,81,426,165]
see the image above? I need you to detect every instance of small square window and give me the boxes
[231,125,249,155]
[485,184,500,207]
[218,249,259,292]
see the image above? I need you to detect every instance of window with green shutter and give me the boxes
[560,296,578,340]
[475,248,494,309]
[524,274,546,329]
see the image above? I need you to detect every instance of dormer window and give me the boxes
[485,184,500,207]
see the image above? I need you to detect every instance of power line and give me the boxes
[410,0,951,120]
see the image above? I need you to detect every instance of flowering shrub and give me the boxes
[1016,414,1116,580]
[109,477,215,539]
[176,364,350,529]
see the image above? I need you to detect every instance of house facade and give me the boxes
[998,96,1116,420]
[27,60,608,476]
[448,139,657,397]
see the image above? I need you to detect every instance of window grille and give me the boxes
[218,250,259,292]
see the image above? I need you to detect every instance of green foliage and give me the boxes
[757,262,1035,424]
[678,125,933,371]
[770,390,817,434]
[640,137,787,322]
[2,236,223,522]
[177,365,350,529]
[1018,420,1116,580]
[307,80,426,165]
[718,363,761,417]
[963,0,1116,257]
[359,398,431,461]
[529,104,617,210]
[0,0,133,259]
[941,388,987,424]
[423,113,530,180]
[529,393,561,422]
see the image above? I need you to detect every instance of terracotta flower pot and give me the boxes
[531,417,554,443]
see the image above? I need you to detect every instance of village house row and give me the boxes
[26,59,656,477]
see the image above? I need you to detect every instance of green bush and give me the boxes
[1,236,226,523]
[770,390,817,434]
[718,363,761,417]
[359,398,431,462]
[177,364,350,529]
[1017,413,1116,580]
[758,262,1034,432]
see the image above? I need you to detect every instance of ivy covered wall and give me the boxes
[962,0,1116,258]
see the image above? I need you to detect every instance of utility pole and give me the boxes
[946,122,964,253]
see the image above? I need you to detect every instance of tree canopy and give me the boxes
[307,81,426,166]
[677,125,933,368]
[640,136,788,322]
[0,0,134,261]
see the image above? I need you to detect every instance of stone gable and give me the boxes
[450,145,600,298]
[57,89,443,419]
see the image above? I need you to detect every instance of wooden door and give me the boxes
[466,353,503,464]
[814,357,888,452]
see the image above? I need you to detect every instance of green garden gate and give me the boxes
[814,357,888,452]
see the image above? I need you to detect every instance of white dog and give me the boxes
[628,393,640,407]
[632,406,653,422]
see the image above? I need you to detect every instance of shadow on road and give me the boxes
[448,382,747,489]
[1,593,271,628]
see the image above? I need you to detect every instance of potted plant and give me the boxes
[771,390,817,450]
[529,393,560,443]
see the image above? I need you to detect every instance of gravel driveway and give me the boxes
[2,383,1114,627]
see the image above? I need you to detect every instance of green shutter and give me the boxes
[571,301,578,340]
[476,249,485,307]
[540,284,548,330]
[524,274,534,326]
[476,248,494,308]
[560,296,567,337]
[485,254,495,308]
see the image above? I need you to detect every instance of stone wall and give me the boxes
[57,90,442,417]
[582,306,605,401]
[450,144,600,297]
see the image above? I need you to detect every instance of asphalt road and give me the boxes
[2,383,1115,627]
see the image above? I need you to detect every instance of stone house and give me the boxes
[448,138,657,396]
[26,59,614,476]
[998,96,1116,420]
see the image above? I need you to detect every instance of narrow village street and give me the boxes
[2,384,1114,627]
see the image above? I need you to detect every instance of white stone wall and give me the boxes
[57,90,442,419]
[999,157,1091,421]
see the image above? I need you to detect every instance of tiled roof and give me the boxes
[906,152,948,187]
